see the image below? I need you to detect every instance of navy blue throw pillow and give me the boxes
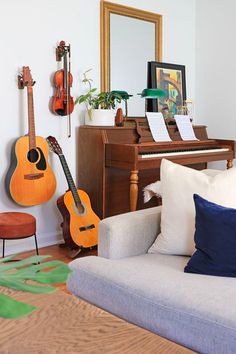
[184,194,236,277]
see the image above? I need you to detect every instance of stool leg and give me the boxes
[2,239,5,258]
[34,234,39,255]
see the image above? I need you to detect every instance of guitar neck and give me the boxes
[27,86,36,149]
[59,154,82,206]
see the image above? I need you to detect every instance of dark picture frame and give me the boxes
[147,61,186,115]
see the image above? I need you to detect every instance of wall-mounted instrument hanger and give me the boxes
[51,40,74,137]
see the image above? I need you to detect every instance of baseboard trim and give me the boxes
[0,232,64,257]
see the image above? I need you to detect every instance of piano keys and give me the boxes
[77,118,236,219]
[140,148,230,158]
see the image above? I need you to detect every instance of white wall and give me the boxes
[0,0,196,254]
[195,0,236,148]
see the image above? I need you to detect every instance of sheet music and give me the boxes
[146,112,172,142]
[174,115,198,140]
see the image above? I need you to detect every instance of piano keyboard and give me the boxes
[140,147,230,159]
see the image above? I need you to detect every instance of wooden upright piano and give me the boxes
[77,118,235,219]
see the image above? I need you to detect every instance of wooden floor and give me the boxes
[1,287,195,354]
[19,243,97,264]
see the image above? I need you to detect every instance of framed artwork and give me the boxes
[147,61,186,116]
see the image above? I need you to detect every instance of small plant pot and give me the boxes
[85,109,115,126]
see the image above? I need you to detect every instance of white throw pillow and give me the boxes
[148,159,236,256]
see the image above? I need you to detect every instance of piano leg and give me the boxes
[227,159,233,169]
[130,170,139,211]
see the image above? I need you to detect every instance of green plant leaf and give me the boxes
[0,293,36,319]
[28,266,70,284]
[15,260,69,274]
[0,277,56,293]
[74,97,79,105]
[0,254,19,263]
[12,261,71,284]
[0,255,51,273]
[77,70,127,112]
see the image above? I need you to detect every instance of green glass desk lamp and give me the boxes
[138,88,166,113]
[138,88,166,99]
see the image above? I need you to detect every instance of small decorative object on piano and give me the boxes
[75,70,127,126]
[115,108,124,127]
[176,104,188,116]
[185,99,194,122]
[176,100,194,122]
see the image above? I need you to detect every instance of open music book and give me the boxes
[174,115,198,140]
[146,112,172,142]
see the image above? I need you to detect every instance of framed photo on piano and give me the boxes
[147,61,186,117]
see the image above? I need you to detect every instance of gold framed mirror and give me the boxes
[100,1,162,116]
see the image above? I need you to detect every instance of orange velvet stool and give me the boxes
[0,212,38,258]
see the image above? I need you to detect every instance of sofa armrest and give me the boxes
[98,206,161,259]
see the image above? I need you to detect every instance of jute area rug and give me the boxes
[0,287,195,354]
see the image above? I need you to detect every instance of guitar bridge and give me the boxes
[79,224,95,232]
[24,173,44,180]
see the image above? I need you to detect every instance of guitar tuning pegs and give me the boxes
[32,80,36,86]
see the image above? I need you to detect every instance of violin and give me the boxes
[51,41,74,137]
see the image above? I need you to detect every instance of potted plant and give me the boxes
[75,70,125,126]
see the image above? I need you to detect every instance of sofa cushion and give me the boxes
[185,194,236,277]
[67,253,236,354]
[148,159,236,256]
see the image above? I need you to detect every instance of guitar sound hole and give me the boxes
[77,205,85,214]
[27,149,39,163]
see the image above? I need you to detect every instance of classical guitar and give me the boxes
[46,136,100,254]
[6,66,56,206]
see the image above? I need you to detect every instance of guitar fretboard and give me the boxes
[59,154,82,207]
[27,86,36,150]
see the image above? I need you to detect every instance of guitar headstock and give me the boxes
[18,66,35,89]
[47,136,63,155]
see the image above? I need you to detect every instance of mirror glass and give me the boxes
[101,1,162,117]
[110,14,155,116]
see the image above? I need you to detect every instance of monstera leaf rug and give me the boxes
[0,254,70,319]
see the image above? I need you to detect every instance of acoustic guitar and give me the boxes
[46,136,100,254]
[6,67,56,206]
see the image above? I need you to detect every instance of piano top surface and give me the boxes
[80,119,209,143]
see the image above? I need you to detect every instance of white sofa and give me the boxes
[67,206,236,354]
